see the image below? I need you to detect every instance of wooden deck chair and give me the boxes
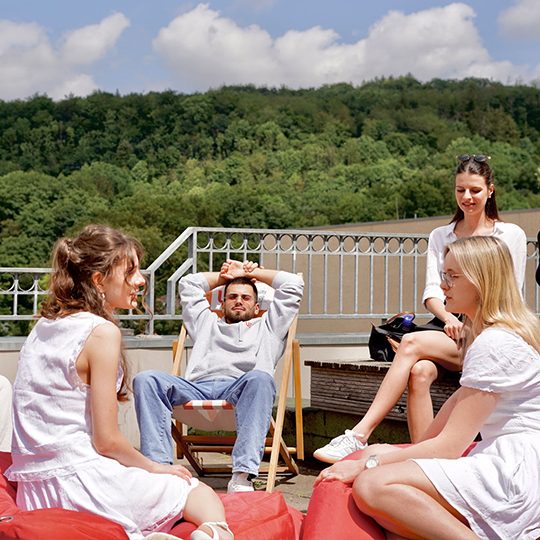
[170,279,304,492]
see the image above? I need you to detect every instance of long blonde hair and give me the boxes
[447,236,540,355]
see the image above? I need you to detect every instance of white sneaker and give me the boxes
[227,477,254,494]
[313,430,367,464]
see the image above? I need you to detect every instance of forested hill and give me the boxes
[1,77,539,267]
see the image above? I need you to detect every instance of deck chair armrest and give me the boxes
[171,325,188,376]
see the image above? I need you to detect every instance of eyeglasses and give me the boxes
[440,271,463,288]
[225,293,254,302]
[457,154,491,163]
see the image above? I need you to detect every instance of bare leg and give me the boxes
[183,483,232,539]
[407,360,439,443]
[352,462,479,540]
[350,331,460,441]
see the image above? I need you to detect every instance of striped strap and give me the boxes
[181,400,234,410]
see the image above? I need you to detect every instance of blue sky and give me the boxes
[1,0,539,100]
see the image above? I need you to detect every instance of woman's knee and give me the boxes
[352,471,383,514]
[395,332,424,362]
[408,360,438,391]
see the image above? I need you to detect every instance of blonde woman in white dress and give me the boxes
[316,236,540,540]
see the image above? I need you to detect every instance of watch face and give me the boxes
[365,456,379,469]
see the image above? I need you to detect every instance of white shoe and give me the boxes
[226,477,254,494]
[313,430,367,463]
[191,521,234,540]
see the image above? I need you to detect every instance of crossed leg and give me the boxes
[350,331,461,443]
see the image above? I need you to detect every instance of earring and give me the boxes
[100,291,106,301]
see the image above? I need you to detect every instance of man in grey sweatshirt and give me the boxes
[134,259,304,493]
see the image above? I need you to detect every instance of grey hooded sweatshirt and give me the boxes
[179,271,304,382]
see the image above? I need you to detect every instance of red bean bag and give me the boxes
[0,452,128,540]
[301,444,479,540]
[171,491,303,540]
[1,452,302,540]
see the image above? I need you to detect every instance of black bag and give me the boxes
[368,312,417,362]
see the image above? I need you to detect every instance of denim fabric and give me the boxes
[133,370,276,476]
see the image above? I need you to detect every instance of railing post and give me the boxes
[146,270,155,335]
[191,231,198,274]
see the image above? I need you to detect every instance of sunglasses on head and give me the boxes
[457,154,491,163]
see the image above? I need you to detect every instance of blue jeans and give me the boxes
[133,369,276,477]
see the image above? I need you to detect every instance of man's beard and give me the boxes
[224,308,255,323]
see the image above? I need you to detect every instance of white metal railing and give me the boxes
[1,227,538,335]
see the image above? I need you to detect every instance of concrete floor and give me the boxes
[176,452,325,513]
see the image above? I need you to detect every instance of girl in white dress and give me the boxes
[7,225,233,540]
[316,235,540,539]
[314,154,527,462]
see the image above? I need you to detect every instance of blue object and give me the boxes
[401,313,414,329]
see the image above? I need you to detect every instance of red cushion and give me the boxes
[301,443,480,540]
[0,453,18,517]
[0,453,302,540]
[0,508,129,539]
[0,452,128,539]
[171,491,302,540]
[301,477,385,540]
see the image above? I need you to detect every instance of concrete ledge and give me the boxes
[0,332,370,351]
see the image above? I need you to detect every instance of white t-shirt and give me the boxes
[422,221,526,304]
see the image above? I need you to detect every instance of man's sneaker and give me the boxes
[227,477,254,494]
[313,430,367,463]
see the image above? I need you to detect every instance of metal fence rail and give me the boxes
[1,227,539,335]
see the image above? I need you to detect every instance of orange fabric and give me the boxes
[171,491,302,539]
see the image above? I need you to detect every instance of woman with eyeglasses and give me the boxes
[316,236,540,539]
[314,154,527,463]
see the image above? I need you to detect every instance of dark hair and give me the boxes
[450,157,500,223]
[41,224,144,400]
[223,277,258,300]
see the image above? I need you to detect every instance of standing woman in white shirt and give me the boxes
[314,154,527,463]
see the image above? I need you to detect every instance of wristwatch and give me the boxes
[364,455,380,469]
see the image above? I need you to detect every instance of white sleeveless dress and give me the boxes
[6,312,198,540]
[414,328,540,540]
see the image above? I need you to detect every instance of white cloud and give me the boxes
[499,0,540,40]
[153,2,532,92]
[61,13,130,65]
[0,14,129,101]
